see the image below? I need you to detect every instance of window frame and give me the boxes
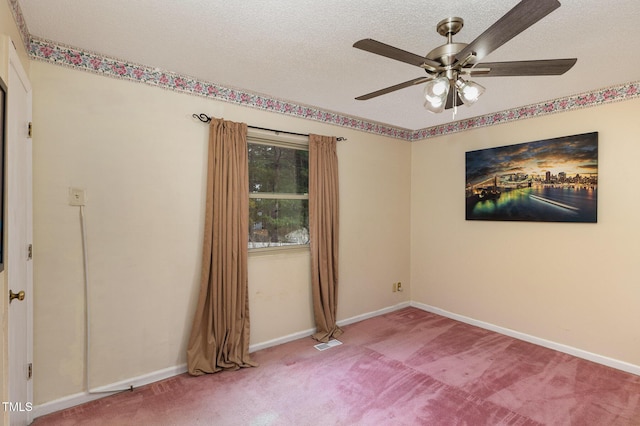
[247,128,310,255]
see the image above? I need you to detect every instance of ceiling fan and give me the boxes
[353,0,576,113]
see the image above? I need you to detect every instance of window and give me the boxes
[248,129,309,251]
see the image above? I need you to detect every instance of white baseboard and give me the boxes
[249,328,316,353]
[33,364,187,419]
[337,301,411,327]
[248,301,411,353]
[411,301,640,377]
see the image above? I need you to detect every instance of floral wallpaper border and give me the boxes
[29,37,416,141]
[9,0,640,141]
[7,0,30,51]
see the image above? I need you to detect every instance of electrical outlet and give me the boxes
[392,282,397,292]
[69,187,87,206]
[397,282,403,292]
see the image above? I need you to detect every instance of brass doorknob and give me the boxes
[9,290,25,303]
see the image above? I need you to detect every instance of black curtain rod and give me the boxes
[192,113,346,141]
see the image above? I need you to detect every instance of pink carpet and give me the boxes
[34,307,640,425]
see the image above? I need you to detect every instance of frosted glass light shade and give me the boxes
[455,79,485,105]
[423,77,450,113]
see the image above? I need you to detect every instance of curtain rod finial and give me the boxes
[193,113,212,123]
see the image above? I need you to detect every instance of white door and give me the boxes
[7,44,33,425]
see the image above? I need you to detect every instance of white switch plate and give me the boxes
[69,187,87,206]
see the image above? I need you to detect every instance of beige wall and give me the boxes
[30,61,411,404]
[411,98,640,367]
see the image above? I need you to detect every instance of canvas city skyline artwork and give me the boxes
[465,132,598,223]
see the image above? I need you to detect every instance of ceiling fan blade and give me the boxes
[353,39,441,70]
[355,77,432,100]
[454,0,561,64]
[472,58,577,76]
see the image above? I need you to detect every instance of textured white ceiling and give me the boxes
[17,0,640,130]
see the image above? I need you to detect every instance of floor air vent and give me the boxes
[314,339,343,351]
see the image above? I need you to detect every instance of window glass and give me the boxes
[249,198,309,248]
[248,144,308,194]
[248,139,309,250]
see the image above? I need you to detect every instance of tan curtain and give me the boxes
[187,117,256,375]
[309,134,343,342]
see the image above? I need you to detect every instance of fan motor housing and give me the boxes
[426,42,468,67]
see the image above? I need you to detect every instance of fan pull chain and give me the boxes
[453,91,458,119]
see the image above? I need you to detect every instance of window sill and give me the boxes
[249,244,310,257]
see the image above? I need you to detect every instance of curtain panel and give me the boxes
[187,117,256,375]
[309,134,343,342]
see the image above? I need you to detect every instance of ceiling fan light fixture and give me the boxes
[353,1,577,115]
[455,78,485,106]
[423,76,450,113]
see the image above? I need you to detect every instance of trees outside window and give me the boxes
[248,139,309,250]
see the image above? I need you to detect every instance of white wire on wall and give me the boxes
[79,204,132,394]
